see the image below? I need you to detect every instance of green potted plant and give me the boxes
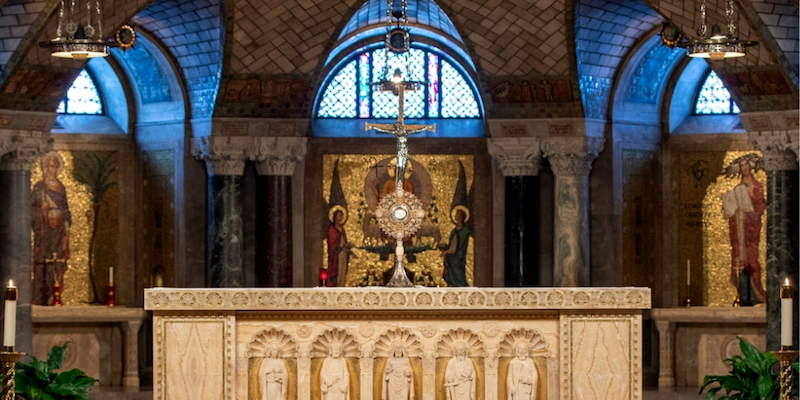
[15,342,98,400]
[700,336,798,400]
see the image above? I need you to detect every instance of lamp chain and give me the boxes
[57,0,65,37]
[697,0,708,39]
[726,0,736,38]
[96,0,103,39]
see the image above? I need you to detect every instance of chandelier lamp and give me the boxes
[40,0,116,60]
[687,0,757,60]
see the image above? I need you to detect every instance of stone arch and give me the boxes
[310,328,361,358]
[497,328,548,358]
[435,328,485,358]
[373,328,424,358]
[246,328,298,359]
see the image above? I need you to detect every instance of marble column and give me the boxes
[254,138,307,288]
[747,129,799,350]
[0,130,52,355]
[191,138,248,288]
[487,138,541,287]
[541,137,603,287]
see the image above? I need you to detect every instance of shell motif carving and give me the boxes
[310,292,327,307]
[497,328,547,358]
[599,291,616,305]
[546,292,563,306]
[363,292,380,306]
[494,292,511,306]
[573,291,590,306]
[179,293,196,307]
[442,292,460,306]
[152,292,169,307]
[257,293,277,307]
[310,328,361,358]
[389,292,407,307]
[337,292,355,307]
[232,292,249,307]
[468,292,486,306]
[246,328,298,358]
[626,291,643,305]
[206,292,223,307]
[435,328,486,358]
[520,292,538,306]
[415,292,433,306]
[373,328,424,358]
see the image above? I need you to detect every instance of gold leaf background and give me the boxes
[322,154,474,287]
[31,151,119,305]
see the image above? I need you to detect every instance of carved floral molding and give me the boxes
[191,136,308,176]
[0,129,53,171]
[746,130,799,171]
[486,137,541,176]
[540,136,604,176]
[144,287,651,311]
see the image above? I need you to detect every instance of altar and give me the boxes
[145,287,650,400]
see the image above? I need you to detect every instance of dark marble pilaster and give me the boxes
[747,128,799,350]
[504,176,540,286]
[542,137,603,287]
[207,173,245,288]
[255,175,292,287]
[0,130,51,355]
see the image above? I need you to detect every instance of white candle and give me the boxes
[4,280,17,348]
[781,278,793,347]
[109,267,114,285]
[687,260,690,286]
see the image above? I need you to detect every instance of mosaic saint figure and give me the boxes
[327,208,357,287]
[441,208,470,287]
[320,343,350,400]
[506,343,537,400]
[382,342,414,400]
[259,345,288,400]
[444,342,475,400]
[721,155,766,303]
[31,151,71,305]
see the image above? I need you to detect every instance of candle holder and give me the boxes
[683,296,691,307]
[52,281,62,306]
[772,346,798,400]
[0,349,24,400]
[106,283,115,306]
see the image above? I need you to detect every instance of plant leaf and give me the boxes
[46,342,68,372]
[48,369,97,399]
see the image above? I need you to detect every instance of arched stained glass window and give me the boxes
[694,71,740,115]
[57,69,103,115]
[317,47,479,119]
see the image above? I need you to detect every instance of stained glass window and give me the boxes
[317,46,479,119]
[695,71,740,115]
[58,69,103,114]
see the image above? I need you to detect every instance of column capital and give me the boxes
[486,137,541,176]
[190,137,251,176]
[0,130,53,171]
[541,136,604,176]
[746,130,798,171]
[253,137,308,176]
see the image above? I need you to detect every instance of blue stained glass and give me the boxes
[695,71,739,115]
[428,53,439,118]
[358,54,370,118]
[441,61,479,118]
[58,69,102,115]
[318,60,358,117]
[317,46,479,119]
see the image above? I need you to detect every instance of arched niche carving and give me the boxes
[310,328,361,358]
[497,328,548,358]
[246,328,298,359]
[435,328,486,358]
[373,328,423,358]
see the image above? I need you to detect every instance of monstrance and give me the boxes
[366,0,435,287]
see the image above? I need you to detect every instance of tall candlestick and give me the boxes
[687,260,690,286]
[781,278,793,347]
[109,267,114,285]
[3,281,17,349]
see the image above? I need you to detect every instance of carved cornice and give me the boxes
[144,287,651,311]
[746,130,799,171]
[540,136,604,176]
[486,138,541,176]
[253,137,308,176]
[0,130,53,171]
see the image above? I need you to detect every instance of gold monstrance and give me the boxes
[366,69,435,287]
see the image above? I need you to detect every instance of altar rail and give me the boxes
[146,287,650,400]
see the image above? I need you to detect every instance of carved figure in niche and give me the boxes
[506,343,537,400]
[382,342,414,400]
[31,151,71,305]
[721,154,766,304]
[259,344,288,400]
[320,343,350,400]
[444,342,476,400]
[327,207,357,287]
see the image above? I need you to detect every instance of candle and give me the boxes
[781,278,793,347]
[687,260,691,286]
[4,280,17,349]
[109,267,114,285]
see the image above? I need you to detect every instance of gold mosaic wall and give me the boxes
[322,154,474,287]
[679,151,766,306]
[31,151,119,305]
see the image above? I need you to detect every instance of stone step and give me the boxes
[89,386,153,400]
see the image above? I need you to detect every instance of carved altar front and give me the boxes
[145,287,650,400]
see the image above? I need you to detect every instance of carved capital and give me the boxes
[190,137,251,176]
[486,137,541,176]
[541,136,604,176]
[253,137,308,176]
[0,130,53,171]
[747,130,799,171]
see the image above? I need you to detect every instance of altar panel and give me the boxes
[146,287,649,400]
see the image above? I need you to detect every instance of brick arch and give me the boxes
[0,0,154,111]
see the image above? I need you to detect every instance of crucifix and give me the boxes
[366,68,435,287]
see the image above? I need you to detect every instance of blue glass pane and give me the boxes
[318,60,358,117]
[440,60,479,118]
[358,54,370,118]
[427,53,439,118]
[371,49,425,118]
[60,69,102,114]
[695,71,739,115]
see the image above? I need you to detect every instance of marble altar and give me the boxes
[145,287,650,400]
